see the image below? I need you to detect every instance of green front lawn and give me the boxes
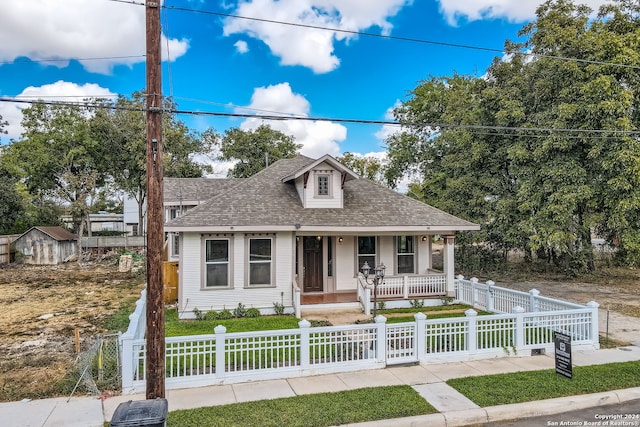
[447,360,640,407]
[167,385,436,427]
[165,309,301,336]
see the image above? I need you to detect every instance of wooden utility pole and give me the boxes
[145,0,165,399]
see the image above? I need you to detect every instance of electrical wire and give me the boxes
[2,97,638,137]
[105,0,640,71]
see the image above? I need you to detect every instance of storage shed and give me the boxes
[13,226,78,265]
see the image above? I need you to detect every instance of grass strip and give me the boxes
[386,310,493,324]
[378,304,472,314]
[166,385,436,427]
[165,312,301,336]
[447,360,640,407]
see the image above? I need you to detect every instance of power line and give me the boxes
[171,96,310,118]
[104,0,640,71]
[2,97,638,137]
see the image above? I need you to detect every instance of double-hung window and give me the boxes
[357,236,376,273]
[397,236,415,274]
[205,239,229,287]
[249,238,272,286]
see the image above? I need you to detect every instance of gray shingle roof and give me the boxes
[163,177,241,204]
[165,155,478,231]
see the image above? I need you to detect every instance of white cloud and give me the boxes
[438,0,611,25]
[238,82,347,157]
[223,0,411,73]
[0,81,116,142]
[0,0,188,74]
[234,40,250,54]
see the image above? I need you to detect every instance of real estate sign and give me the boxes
[554,331,572,379]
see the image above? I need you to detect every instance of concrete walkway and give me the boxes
[3,346,640,427]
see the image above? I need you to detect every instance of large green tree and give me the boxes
[210,124,301,178]
[386,0,640,274]
[337,152,386,183]
[0,154,24,234]
[90,92,214,234]
[5,101,107,256]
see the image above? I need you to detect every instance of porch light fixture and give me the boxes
[316,235,322,241]
[338,236,343,244]
[421,235,428,242]
[361,261,386,318]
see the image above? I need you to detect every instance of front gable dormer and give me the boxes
[282,154,358,209]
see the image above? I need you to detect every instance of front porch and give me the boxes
[294,270,449,316]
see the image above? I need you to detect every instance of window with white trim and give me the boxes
[204,239,229,287]
[357,236,376,273]
[316,175,330,196]
[248,238,272,286]
[397,236,415,274]
[172,233,180,257]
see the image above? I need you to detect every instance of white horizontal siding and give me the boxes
[178,232,294,318]
[335,236,357,291]
[302,164,343,209]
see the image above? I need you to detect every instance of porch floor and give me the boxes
[300,292,358,305]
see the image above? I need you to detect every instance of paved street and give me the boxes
[484,398,640,427]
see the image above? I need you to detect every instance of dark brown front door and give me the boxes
[303,236,323,292]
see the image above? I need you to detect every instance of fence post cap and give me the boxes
[414,312,427,320]
[464,309,478,317]
[374,315,387,324]
[512,306,526,313]
[214,325,227,334]
[470,277,479,283]
[456,274,465,280]
[587,301,600,308]
[298,319,311,328]
[486,280,495,286]
[529,289,540,296]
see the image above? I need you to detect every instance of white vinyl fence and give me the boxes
[120,277,600,393]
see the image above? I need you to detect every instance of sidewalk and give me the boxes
[3,346,640,427]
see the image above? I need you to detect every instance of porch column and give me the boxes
[443,235,455,297]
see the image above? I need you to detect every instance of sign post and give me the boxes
[554,331,572,379]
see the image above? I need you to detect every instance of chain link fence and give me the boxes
[0,333,122,402]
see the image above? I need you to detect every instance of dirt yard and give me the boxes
[0,259,145,401]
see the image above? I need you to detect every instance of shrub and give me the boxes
[377,300,386,310]
[217,308,233,320]
[440,296,455,306]
[193,307,206,320]
[233,302,247,318]
[245,308,261,318]
[204,310,219,321]
[410,299,424,308]
[273,301,285,316]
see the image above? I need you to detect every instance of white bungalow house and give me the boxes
[164,154,479,319]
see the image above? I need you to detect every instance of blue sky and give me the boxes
[0,0,608,175]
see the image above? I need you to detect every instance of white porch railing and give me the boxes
[121,279,600,393]
[358,272,447,315]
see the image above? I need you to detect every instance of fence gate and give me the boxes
[385,323,418,365]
